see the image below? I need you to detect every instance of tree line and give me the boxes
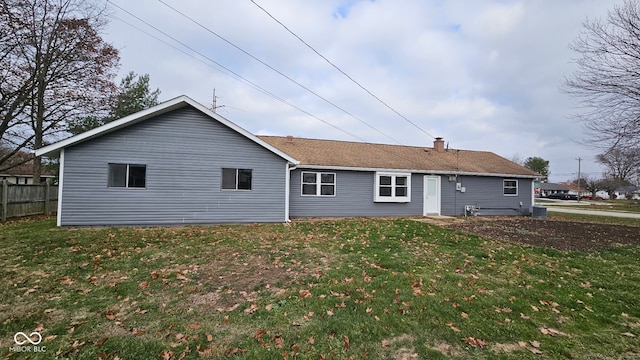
[0,0,159,183]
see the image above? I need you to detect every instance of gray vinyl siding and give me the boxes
[289,169,423,217]
[441,176,533,216]
[60,107,288,226]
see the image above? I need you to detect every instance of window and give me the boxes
[374,172,411,202]
[108,164,146,188]
[301,172,335,196]
[503,179,518,196]
[222,168,252,190]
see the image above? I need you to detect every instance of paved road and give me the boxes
[545,207,640,219]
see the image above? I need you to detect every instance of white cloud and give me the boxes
[103,0,618,182]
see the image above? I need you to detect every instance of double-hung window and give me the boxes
[374,172,411,202]
[301,172,335,196]
[108,163,146,188]
[222,168,252,190]
[503,179,518,196]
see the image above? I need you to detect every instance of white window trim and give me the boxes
[301,171,336,197]
[503,179,518,196]
[374,172,411,203]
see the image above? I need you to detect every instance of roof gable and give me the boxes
[260,136,539,178]
[35,96,299,164]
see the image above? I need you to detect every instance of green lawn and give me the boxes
[1,217,638,359]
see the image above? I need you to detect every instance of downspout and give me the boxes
[56,149,65,227]
[285,162,297,222]
[530,178,535,215]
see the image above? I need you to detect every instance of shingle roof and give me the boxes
[539,182,571,191]
[259,136,539,178]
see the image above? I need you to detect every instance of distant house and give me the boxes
[0,153,56,185]
[560,182,591,198]
[35,96,540,226]
[538,182,571,198]
[614,186,640,200]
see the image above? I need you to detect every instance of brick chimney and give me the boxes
[286,135,294,144]
[433,137,445,153]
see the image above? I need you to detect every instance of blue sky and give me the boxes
[103,0,615,182]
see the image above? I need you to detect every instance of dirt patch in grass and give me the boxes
[440,217,640,251]
[189,247,329,310]
[429,341,466,357]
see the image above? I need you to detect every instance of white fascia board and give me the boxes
[35,96,190,157]
[295,165,539,179]
[35,95,300,165]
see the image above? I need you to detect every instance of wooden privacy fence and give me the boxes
[1,180,58,221]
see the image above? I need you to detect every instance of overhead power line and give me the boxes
[157,0,403,145]
[106,1,437,171]
[106,0,368,142]
[250,0,437,140]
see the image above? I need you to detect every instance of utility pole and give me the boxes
[576,157,582,201]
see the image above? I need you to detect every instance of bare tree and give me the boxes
[596,147,640,183]
[563,0,640,150]
[0,0,119,182]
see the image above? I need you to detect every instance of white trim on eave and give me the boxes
[35,95,300,165]
[295,165,539,179]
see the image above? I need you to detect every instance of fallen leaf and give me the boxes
[253,329,266,341]
[59,276,74,285]
[206,334,213,342]
[529,340,540,348]
[539,327,567,336]
[308,336,315,345]
[244,303,259,314]
[529,347,543,355]
[520,313,530,320]
[622,332,635,337]
[343,335,350,351]
[160,350,174,360]
[138,281,150,289]
[273,336,284,349]
[462,337,488,348]
[382,339,390,347]
[327,309,334,316]
[299,289,312,298]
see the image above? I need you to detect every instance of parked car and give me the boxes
[581,194,604,200]
[548,193,578,200]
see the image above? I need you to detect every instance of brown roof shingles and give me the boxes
[259,136,539,177]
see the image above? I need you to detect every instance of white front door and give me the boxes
[423,176,441,215]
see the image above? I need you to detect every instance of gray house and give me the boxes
[36,96,539,226]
